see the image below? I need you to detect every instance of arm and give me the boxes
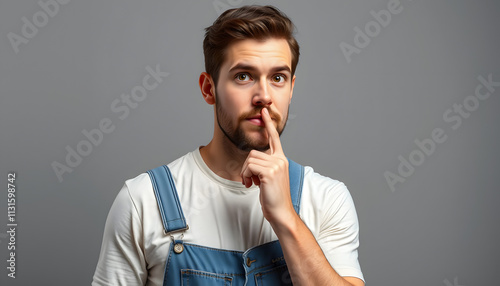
[270,208,364,286]
[241,108,364,286]
[92,183,147,286]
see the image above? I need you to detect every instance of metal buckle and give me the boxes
[163,224,189,236]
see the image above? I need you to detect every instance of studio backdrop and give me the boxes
[0,0,499,285]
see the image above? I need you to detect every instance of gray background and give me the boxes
[1,0,499,285]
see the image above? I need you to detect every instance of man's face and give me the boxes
[214,38,295,151]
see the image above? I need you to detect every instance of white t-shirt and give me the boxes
[92,148,364,285]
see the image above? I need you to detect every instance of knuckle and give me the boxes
[278,159,287,168]
[272,164,279,173]
[269,168,276,176]
[247,157,256,165]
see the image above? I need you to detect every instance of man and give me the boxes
[93,5,364,286]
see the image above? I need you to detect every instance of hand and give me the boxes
[240,108,295,224]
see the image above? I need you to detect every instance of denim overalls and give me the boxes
[147,159,304,285]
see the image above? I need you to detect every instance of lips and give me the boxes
[246,115,264,126]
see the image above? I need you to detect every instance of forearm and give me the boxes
[271,213,362,286]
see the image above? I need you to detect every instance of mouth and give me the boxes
[246,115,264,126]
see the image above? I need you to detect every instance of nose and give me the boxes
[252,79,272,107]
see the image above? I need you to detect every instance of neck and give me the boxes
[199,135,250,182]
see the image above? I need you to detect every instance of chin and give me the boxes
[252,145,270,152]
[241,139,270,152]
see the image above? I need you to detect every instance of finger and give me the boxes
[240,157,273,184]
[241,162,270,188]
[261,108,283,155]
[242,175,260,188]
[242,150,273,166]
[252,175,261,186]
[240,154,274,178]
[240,151,270,174]
[244,176,253,188]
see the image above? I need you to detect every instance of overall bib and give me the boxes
[147,159,304,286]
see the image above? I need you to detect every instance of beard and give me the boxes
[215,96,289,152]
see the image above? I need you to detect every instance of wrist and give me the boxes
[269,209,302,239]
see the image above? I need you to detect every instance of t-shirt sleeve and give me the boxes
[92,182,147,286]
[316,181,365,282]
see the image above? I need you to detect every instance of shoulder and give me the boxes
[302,165,353,204]
[122,172,153,201]
[121,151,195,217]
[299,165,358,231]
[125,151,195,197]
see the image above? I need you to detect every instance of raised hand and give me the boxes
[240,108,294,224]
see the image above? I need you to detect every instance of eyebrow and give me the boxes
[228,63,291,74]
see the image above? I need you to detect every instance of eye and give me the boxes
[271,74,286,83]
[235,73,251,82]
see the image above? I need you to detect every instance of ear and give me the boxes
[289,75,296,104]
[199,72,216,105]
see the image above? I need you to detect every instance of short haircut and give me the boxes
[203,5,300,87]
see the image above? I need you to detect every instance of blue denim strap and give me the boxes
[148,159,303,233]
[147,165,188,233]
[288,159,305,215]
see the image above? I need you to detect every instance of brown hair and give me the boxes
[203,5,300,87]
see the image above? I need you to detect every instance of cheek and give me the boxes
[276,93,291,112]
[220,85,248,110]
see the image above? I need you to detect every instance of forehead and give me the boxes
[222,38,292,72]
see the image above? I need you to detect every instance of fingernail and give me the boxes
[263,108,269,115]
